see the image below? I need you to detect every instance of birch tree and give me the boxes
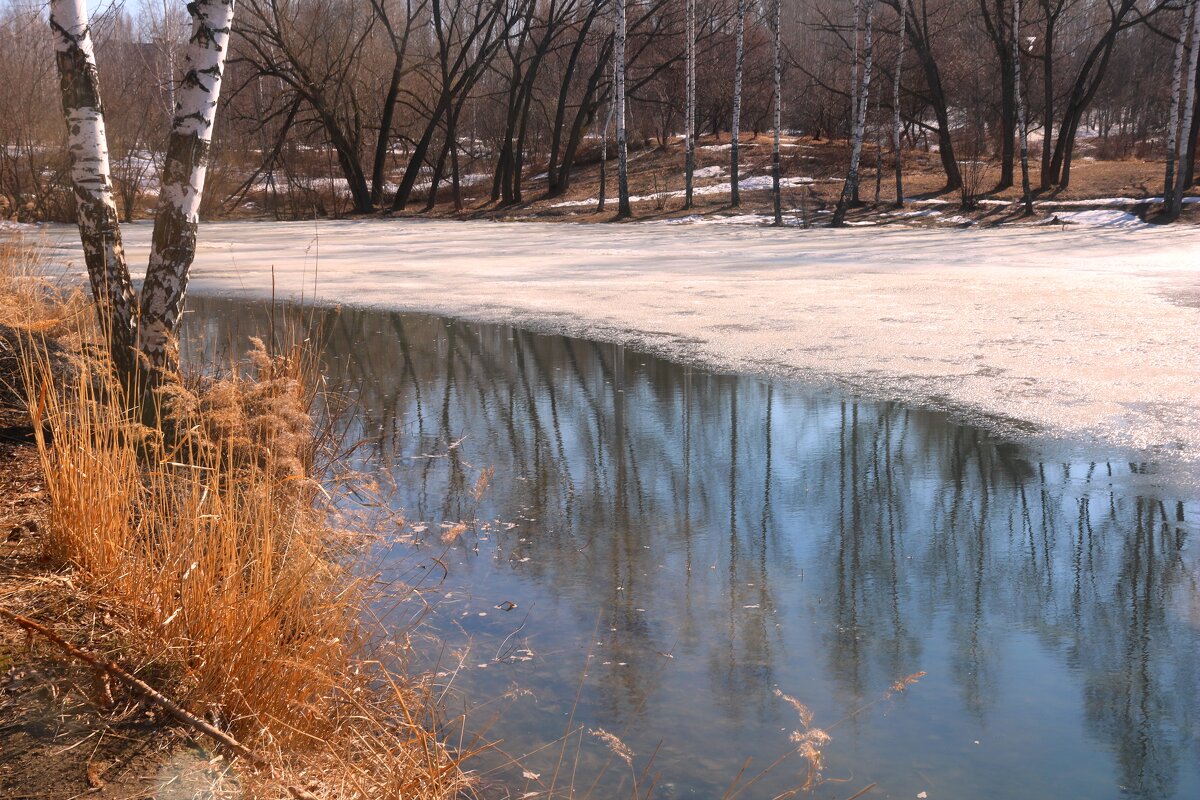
[49,0,236,391]
[892,1,905,206]
[139,0,237,373]
[615,0,631,219]
[771,0,782,225]
[684,0,696,209]
[49,0,139,379]
[1170,0,1200,219]
[730,0,746,206]
[1012,0,1032,214]
[833,0,875,226]
[1165,0,1195,204]
[850,0,862,203]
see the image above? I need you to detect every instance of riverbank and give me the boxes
[0,243,470,799]
[27,217,1200,482]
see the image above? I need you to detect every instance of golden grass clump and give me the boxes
[4,242,471,795]
[21,342,351,742]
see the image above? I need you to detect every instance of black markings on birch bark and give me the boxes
[771,0,782,225]
[615,0,631,219]
[1013,0,1033,215]
[730,0,746,207]
[49,0,139,380]
[893,2,906,207]
[1170,0,1200,219]
[684,0,695,209]
[139,0,235,373]
[833,0,875,226]
[1164,1,1193,203]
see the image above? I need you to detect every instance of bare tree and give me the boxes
[1013,0,1032,214]
[833,0,875,226]
[139,0,237,373]
[730,0,746,206]
[892,0,906,205]
[48,0,236,391]
[771,0,782,225]
[1165,0,1195,204]
[684,0,695,207]
[616,0,631,219]
[48,0,139,378]
[1170,0,1200,218]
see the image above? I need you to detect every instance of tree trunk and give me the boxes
[851,0,861,141]
[771,0,783,225]
[425,129,452,211]
[393,93,452,211]
[851,0,862,203]
[834,0,875,226]
[547,1,604,197]
[1040,13,1054,188]
[1012,0,1032,214]
[730,0,746,206]
[48,0,139,380]
[616,0,631,219]
[371,60,404,208]
[684,0,695,209]
[874,91,883,203]
[1045,1,1135,189]
[599,68,615,213]
[1184,51,1200,187]
[1171,2,1200,218]
[893,2,905,205]
[1166,1,1195,203]
[139,0,237,375]
[901,3,961,189]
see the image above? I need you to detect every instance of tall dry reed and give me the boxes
[3,239,471,797]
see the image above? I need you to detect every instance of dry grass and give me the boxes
[0,236,89,335]
[1,241,473,797]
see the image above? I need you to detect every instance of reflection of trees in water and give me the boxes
[181,298,1196,798]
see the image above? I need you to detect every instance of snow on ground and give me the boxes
[1054,210,1146,228]
[551,174,818,207]
[29,218,1200,477]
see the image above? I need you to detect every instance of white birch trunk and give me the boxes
[684,0,695,208]
[1013,0,1032,214]
[48,0,139,379]
[615,0,631,218]
[730,0,746,206]
[1173,1,1200,218]
[892,1,906,205]
[139,0,237,370]
[833,0,874,226]
[1165,0,1195,203]
[771,0,783,225]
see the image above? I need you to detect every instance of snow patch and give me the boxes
[1053,210,1146,228]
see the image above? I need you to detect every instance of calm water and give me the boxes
[182,297,1199,800]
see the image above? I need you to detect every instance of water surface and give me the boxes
[182,297,1198,800]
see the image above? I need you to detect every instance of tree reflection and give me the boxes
[181,298,1197,799]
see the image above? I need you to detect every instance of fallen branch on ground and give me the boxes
[0,607,320,800]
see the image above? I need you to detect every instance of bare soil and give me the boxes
[345,133,1197,225]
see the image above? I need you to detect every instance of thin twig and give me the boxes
[0,608,319,800]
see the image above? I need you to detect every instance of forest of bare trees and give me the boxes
[3,0,1199,225]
